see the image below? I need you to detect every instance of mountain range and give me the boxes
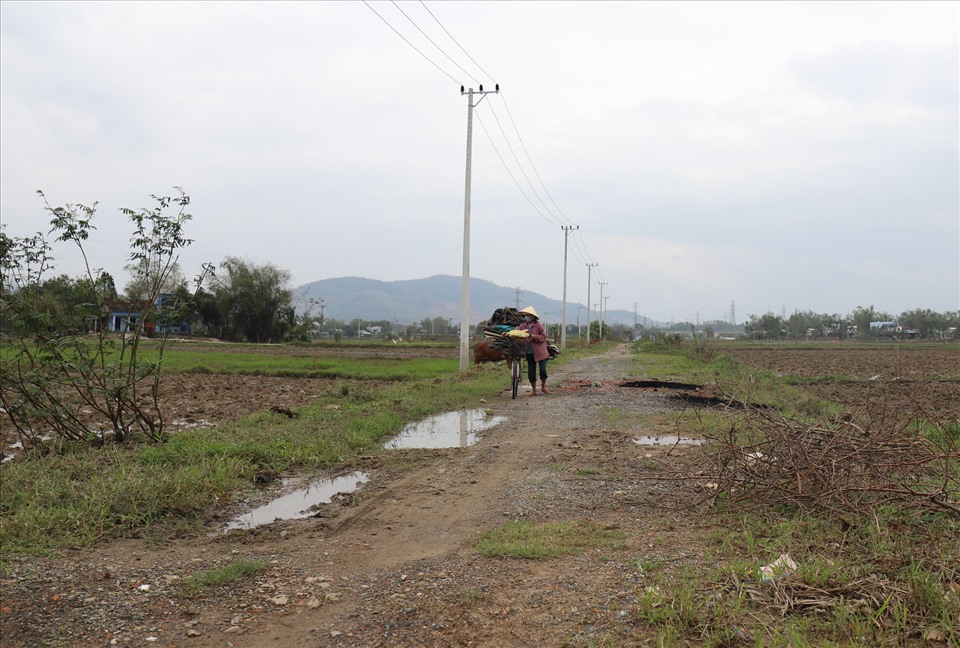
[295,275,649,328]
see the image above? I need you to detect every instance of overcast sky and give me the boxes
[2,1,957,324]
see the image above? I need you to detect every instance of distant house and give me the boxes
[106,294,190,335]
[106,300,152,333]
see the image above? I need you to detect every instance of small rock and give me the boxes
[306,598,321,609]
[186,629,202,637]
[330,630,343,637]
[224,625,241,635]
[269,596,289,606]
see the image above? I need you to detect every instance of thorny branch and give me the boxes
[642,390,959,519]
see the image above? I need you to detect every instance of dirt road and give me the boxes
[3,344,701,647]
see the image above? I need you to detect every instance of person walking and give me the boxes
[518,305,550,397]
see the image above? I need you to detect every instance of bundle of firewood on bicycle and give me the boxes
[479,307,560,361]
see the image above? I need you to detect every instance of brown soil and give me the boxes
[717,345,960,422]
[2,344,956,647]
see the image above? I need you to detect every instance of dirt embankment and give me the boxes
[3,345,709,647]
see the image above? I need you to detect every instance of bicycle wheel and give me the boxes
[511,357,521,399]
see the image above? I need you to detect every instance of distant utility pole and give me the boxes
[730,300,737,326]
[513,287,523,309]
[633,302,638,337]
[599,282,608,338]
[603,295,610,334]
[560,225,578,350]
[586,263,597,343]
[577,305,583,339]
[459,83,499,372]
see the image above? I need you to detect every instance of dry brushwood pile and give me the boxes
[646,398,959,518]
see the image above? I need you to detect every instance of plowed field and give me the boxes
[714,344,960,422]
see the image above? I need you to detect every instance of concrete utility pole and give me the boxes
[585,263,597,344]
[560,225,578,350]
[599,282,608,338]
[459,83,499,371]
[603,295,610,335]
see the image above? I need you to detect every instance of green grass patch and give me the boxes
[475,519,625,559]
[163,349,455,380]
[182,559,268,596]
[0,356,510,556]
[636,510,960,647]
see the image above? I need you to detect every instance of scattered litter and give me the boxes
[745,452,764,466]
[759,553,797,581]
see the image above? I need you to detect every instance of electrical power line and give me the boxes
[362,0,461,85]
[484,104,565,227]
[418,1,496,83]
[365,1,606,295]
[498,92,578,229]
[474,111,556,224]
[390,1,484,86]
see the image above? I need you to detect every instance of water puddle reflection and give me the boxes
[224,471,368,531]
[633,435,702,446]
[384,409,506,450]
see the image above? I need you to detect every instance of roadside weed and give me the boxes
[475,519,625,559]
[182,560,267,597]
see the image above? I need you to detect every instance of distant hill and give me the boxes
[295,274,642,327]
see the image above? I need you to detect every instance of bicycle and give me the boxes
[489,331,529,399]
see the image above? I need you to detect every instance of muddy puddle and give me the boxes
[383,409,506,450]
[224,471,368,531]
[223,409,504,530]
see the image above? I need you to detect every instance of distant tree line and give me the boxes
[5,216,956,346]
[740,306,959,341]
[0,254,300,344]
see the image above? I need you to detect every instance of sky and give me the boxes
[1,0,958,325]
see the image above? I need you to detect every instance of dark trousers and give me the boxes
[526,354,548,383]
